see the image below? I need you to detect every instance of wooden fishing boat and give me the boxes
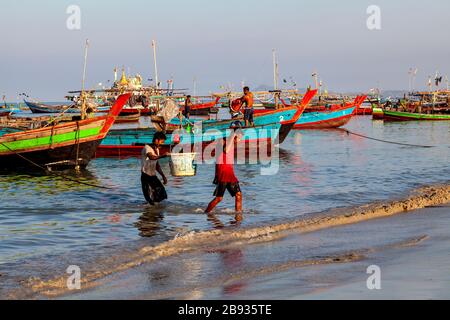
[119,107,154,116]
[115,113,141,123]
[24,100,80,114]
[0,111,12,117]
[354,104,373,115]
[96,122,282,158]
[383,110,450,121]
[166,90,318,143]
[95,90,318,158]
[372,107,384,120]
[293,95,366,129]
[180,97,221,116]
[0,94,130,170]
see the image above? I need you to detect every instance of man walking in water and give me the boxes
[205,130,243,220]
[241,86,254,127]
[141,132,169,205]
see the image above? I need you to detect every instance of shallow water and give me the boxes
[0,116,449,294]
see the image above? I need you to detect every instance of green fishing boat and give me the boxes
[383,110,450,121]
[0,94,130,171]
[372,107,384,120]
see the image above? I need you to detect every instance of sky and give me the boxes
[1,0,449,100]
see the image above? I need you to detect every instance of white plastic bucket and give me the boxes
[169,153,197,177]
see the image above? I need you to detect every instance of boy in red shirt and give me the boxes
[205,131,243,218]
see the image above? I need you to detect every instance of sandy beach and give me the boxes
[36,189,449,300]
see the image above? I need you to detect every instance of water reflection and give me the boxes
[134,207,165,238]
[0,169,105,195]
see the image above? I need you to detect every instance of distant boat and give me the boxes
[24,100,80,114]
[119,109,153,116]
[179,97,221,116]
[372,107,384,120]
[383,110,450,121]
[0,94,130,170]
[115,113,141,123]
[293,96,366,129]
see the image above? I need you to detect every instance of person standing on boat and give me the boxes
[240,87,254,127]
[183,95,193,119]
[141,132,169,205]
[205,130,243,220]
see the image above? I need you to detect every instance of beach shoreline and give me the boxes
[62,202,450,300]
[3,183,448,300]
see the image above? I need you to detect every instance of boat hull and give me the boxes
[24,101,79,114]
[355,107,373,115]
[120,108,153,116]
[294,106,356,129]
[372,107,384,120]
[97,123,281,158]
[0,140,101,171]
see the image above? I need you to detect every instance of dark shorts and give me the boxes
[141,173,168,205]
[183,106,191,118]
[244,108,254,122]
[214,182,241,198]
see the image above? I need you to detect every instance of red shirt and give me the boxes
[215,147,238,184]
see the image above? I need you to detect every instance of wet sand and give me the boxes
[53,194,450,300]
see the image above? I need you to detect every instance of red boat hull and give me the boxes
[354,107,373,115]
[293,113,353,130]
[120,108,153,116]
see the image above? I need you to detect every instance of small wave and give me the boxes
[7,183,450,299]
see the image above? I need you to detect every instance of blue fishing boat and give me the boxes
[96,122,282,158]
[294,96,366,129]
[167,89,318,142]
[24,100,80,114]
[96,90,318,157]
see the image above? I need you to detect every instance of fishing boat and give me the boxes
[115,113,141,123]
[166,90,317,142]
[0,114,75,130]
[24,100,80,114]
[0,111,12,117]
[179,97,221,116]
[96,122,282,158]
[354,100,373,115]
[0,94,130,170]
[382,110,450,121]
[293,95,366,129]
[96,90,317,158]
[372,107,384,120]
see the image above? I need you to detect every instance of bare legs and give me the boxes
[235,192,242,213]
[205,192,243,222]
[205,197,223,214]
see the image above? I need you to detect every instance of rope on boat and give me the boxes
[0,142,114,190]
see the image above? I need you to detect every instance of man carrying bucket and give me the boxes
[205,130,243,220]
[141,132,169,205]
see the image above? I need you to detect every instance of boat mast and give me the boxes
[152,40,159,90]
[272,49,280,107]
[312,71,319,93]
[193,77,197,97]
[272,49,279,91]
[81,39,89,119]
